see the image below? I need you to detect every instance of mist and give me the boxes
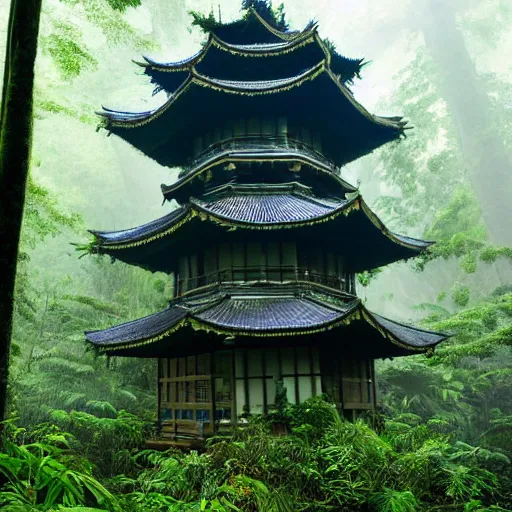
[1,1,512,509]
[1,0,507,317]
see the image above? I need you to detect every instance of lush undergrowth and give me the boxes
[4,288,512,511]
[1,397,511,512]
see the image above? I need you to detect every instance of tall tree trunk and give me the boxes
[419,0,512,247]
[0,0,43,424]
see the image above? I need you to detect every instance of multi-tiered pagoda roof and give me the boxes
[85,4,448,427]
[87,282,446,358]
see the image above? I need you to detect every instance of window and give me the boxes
[341,359,373,409]
[197,409,210,422]
[158,354,214,431]
[161,408,173,420]
[196,381,210,402]
[176,409,193,420]
[234,347,322,415]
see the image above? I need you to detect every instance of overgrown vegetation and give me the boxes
[3,0,512,510]
[42,22,98,80]
[2,395,511,511]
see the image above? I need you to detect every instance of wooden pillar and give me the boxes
[156,359,162,435]
[231,349,237,425]
[210,351,216,435]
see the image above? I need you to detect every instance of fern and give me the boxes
[0,438,119,511]
[85,400,117,418]
[38,357,95,376]
[371,488,419,512]
[61,391,88,409]
[440,463,497,501]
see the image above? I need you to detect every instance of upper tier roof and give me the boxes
[141,25,363,93]
[87,185,432,273]
[85,283,449,358]
[99,62,406,168]
[208,8,310,44]
[161,144,357,203]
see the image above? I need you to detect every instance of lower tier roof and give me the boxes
[85,283,449,358]
[87,187,433,273]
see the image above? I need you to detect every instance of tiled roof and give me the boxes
[195,296,349,331]
[372,313,447,348]
[97,62,405,169]
[85,306,188,346]
[191,192,345,225]
[87,190,433,273]
[393,233,432,250]
[90,207,188,245]
[84,284,449,355]
[209,9,311,45]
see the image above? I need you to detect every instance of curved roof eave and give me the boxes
[99,61,405,136]
[88,193,433,257]
[85,290,449,355]
[160,151,357,202]
[248,8,312,41]
[142,28,318,72]
[209,7,313,43]
[141,17,362,90]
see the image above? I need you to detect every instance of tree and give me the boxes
[0,0,150,426]
[0,0,43,425]
[418,0,512,247]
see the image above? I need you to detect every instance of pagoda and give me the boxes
[85,3,448,439]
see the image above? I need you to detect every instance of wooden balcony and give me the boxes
[186,135,334,173]
[177,265,356,296]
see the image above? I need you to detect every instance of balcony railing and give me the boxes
[177,266,355,295]
[185,136,335,175]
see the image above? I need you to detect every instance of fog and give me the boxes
[4,0,512,318]
[2,5,512,507]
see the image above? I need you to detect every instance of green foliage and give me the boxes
[189,10,221,33]
[452,283,471,307]
[0,429,119,510]
[480,246,512,264]
[22,176,82,248]
[42,23,98,80]
[358,268,383,287]
[80,0,156,49]
[35,98,96,124]
[48,409,147,477]
[370,37,512,308]
[104,0,141,11]
[3,396,511,510]
[371,488,419,512]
